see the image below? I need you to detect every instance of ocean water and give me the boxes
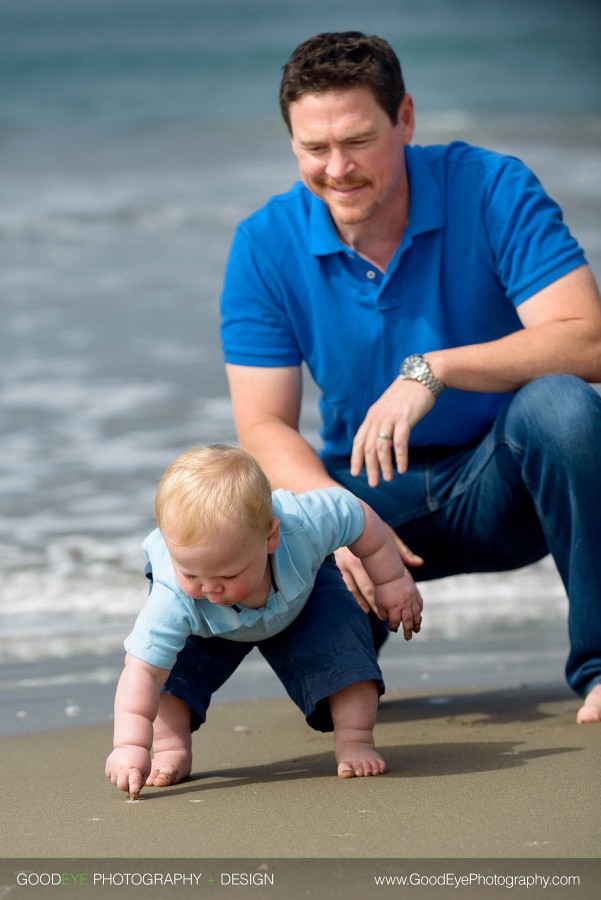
[1,0,600,734]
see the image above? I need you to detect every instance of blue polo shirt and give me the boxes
[221,142,586,453]
[124,487,364,670]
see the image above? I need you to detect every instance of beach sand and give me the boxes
[1,683,600,897]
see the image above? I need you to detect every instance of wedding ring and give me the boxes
[377,431,393,440]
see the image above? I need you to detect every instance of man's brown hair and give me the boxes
[279,31,405,133]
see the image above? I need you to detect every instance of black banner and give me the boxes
[1,858,599,900]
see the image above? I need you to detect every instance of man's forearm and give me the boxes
[239,419,340,493]
[227,363,341,493]
[429,268,601,390]
[430,323,601,392]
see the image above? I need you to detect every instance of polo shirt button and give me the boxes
[366,269,377,280]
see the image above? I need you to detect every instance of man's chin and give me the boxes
[325,199,378,226]
[332,212,376,228]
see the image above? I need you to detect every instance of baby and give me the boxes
[105,445,423,798]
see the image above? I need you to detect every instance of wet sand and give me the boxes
[2,684,600,898]
[2,684,599,859]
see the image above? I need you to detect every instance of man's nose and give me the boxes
[325,147,354,180]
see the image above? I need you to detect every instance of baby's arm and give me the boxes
[348,501,423,640]
[105,653,170,799]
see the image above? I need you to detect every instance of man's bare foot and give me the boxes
[146,749,192,787]
[577,684,601,723]
[335,739,386,779]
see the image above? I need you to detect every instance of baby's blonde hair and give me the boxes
[155,445,273,545]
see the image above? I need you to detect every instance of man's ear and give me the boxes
[397,94,415,145]
[267,517,281,553]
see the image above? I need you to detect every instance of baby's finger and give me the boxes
[386,609,401,633]
[128,768,144,801]
[401,610,418,641]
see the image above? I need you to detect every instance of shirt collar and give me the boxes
[307,143,445,257]
[308,195,345,256]
[404,143,446,236]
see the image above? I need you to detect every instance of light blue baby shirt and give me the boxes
[124,487,364,670]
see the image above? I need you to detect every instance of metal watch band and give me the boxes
[399,354,446,399]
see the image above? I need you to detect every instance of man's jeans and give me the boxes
[324,375,601,698]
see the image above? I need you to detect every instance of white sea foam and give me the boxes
[0,539,566,664]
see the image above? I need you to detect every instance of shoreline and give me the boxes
[2,683,598,860]
[0,621,569,738]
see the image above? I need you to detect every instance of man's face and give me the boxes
[289,87,414,232]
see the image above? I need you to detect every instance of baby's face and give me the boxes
[165,519,280,609]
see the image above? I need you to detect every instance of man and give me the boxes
[220,32,601,723]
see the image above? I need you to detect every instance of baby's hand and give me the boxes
[374,574,423,640]
[105,746,152,800]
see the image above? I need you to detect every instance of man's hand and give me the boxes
[334,545,378,613]
[105,746,152,800]
[350,377,435,486]
[387,526,424,570]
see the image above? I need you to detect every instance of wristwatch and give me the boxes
[399,354,446,398]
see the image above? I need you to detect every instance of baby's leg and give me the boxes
[147,693,193,787]
[329,680,386,779]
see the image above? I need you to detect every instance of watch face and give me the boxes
[403,355,425,377]
[400,354,445,397]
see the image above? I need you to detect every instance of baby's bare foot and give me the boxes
[577,684,601,724]
[146,749,192,787]
[335,740,387,779]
